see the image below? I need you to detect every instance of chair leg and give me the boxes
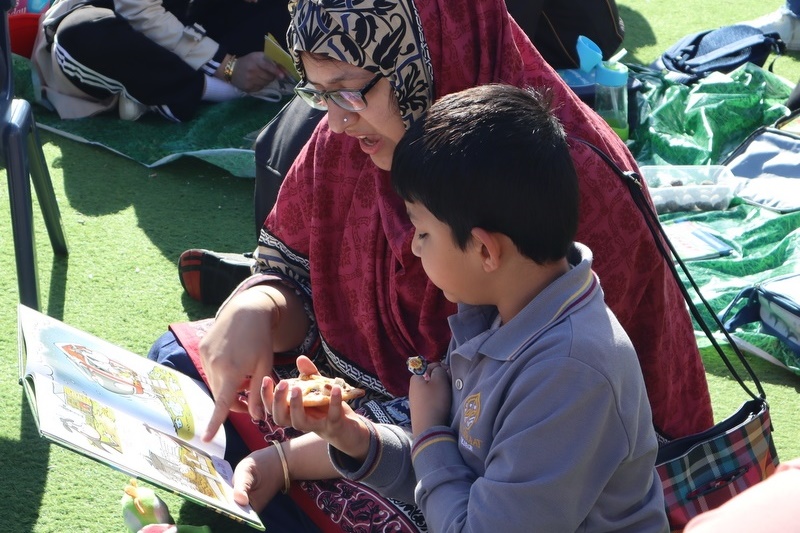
[5,115,40,310]
[5,99,69,310]
[26,103,67,256]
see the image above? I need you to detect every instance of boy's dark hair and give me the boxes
[392,84,579,264]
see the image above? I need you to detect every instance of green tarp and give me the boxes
[14,55,287,177]
[629,63,800,375]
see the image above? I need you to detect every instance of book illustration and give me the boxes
[58,343,145,396]
[56,385,124,456]
[662,220,735,261]
[57,343,196,440]
[139,423,231,504]
[18,305,264,530]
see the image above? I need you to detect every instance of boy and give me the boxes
[247,84,668,532]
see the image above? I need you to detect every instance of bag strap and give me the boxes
[719,287,760,331]
[572,138,767,400]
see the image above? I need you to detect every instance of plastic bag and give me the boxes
[628,63,792,166]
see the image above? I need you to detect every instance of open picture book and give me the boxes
[16,304,264,531]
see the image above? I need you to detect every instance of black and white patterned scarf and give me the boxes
[287,0,435,126]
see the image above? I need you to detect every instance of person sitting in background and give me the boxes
[240,83,669,532]
[742,3,800,110]
[744,1,800,51]
[31,0,291,122]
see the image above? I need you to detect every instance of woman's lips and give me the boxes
[357,135,382,155]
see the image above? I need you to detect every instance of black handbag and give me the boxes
[574,139,780,531]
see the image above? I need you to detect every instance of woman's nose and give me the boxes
[327,104,355,133]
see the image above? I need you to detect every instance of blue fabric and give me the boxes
[148,331,321,532]
[787,0,800,17]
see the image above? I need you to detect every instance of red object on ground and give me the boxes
[9,13,42,59]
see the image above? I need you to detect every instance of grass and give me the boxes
[2,0,799,531]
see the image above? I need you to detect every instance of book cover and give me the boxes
[264,33,299,84]
[17,305,264,531]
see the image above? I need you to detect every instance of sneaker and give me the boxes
[178,249,255,306]
[118,93,149,121]
[745,7,800,51]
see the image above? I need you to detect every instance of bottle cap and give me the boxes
[595,61,628,87]
[576,35,603,73]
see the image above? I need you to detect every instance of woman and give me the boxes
[152,0,713,529]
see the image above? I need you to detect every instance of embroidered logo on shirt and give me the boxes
[464,393,480,429]
[460,393,482,451]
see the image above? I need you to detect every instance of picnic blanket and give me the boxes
[13,55,288,177]
[628,63,800,375]
[661,203,800,376]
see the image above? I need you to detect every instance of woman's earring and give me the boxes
[343,117,348,123]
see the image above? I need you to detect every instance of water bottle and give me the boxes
[594,61,629,141]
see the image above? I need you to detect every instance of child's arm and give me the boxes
[262,355,371,461]
[409,364,452,437]
[259,356,419,503]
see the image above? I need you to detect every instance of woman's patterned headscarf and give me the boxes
[288,0,435,126]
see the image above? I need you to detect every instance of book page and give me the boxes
[17,305,264,529]
[18,305,225,457]
[28,375,262,529]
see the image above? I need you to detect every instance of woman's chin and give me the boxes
[370,153,393,171]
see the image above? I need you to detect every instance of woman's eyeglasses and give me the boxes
[294,73,382,112]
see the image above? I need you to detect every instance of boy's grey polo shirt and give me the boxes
[330,243,668,532]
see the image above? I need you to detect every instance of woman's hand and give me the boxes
[409,364,451,437]
[263,356,372,462]
[199,285,308,442]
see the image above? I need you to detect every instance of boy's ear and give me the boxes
[470,227,502,273]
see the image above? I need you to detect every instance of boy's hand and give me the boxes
[409,364,451,437]
[263,356,371,462]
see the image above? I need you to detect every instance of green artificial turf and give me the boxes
[2,0,800,531]
[12,56,288,178]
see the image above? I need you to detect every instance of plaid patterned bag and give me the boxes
[576,139,781,532]
[656,398,779,529]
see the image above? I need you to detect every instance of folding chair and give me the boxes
[2,0,68,310]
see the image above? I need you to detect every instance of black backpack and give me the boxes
[651,24,785,84]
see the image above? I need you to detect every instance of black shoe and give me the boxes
[178,249,254,306]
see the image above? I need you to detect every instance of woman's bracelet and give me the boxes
[223,55,237,82]
[270,440,291,494]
